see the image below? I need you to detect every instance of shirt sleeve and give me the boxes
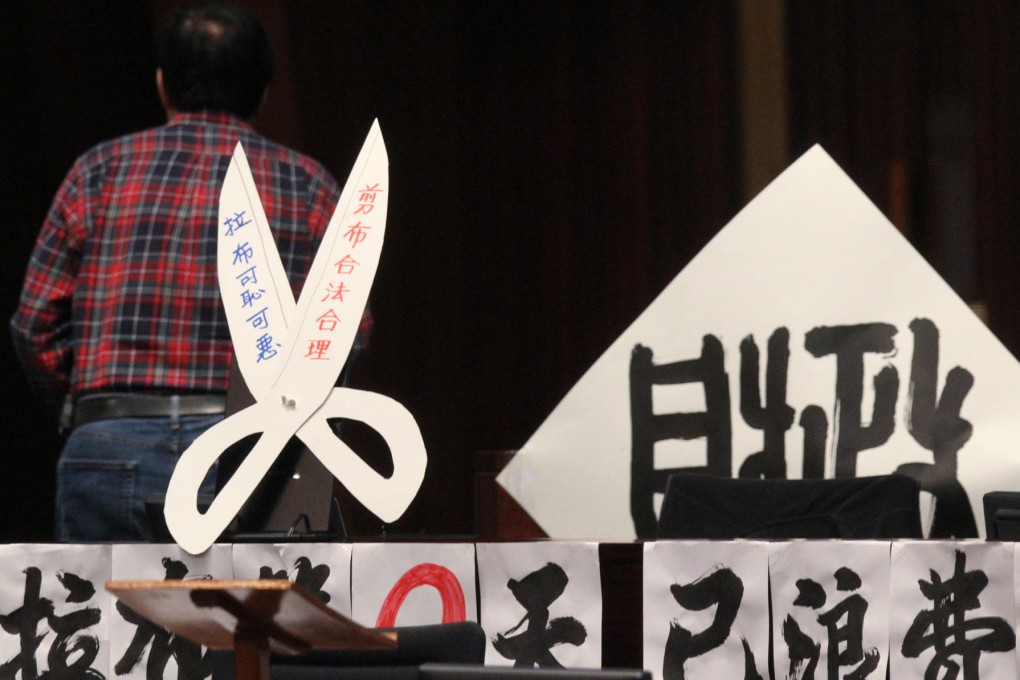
[9,161,86,415]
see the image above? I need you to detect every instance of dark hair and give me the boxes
[155,3,274,119]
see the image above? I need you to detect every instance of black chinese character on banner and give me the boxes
[895,319,977,537]
[901,550,1015,679]
[630,337,731,538]
[114,558,213,680]
[0,566,104,680]
[258,556,331,604]
[781,567,879,680]
[662,566,762,680]
[492,563,586,668]
[629,318,978,539]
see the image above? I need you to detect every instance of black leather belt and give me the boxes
[72,393,227,430]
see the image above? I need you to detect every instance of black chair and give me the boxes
[656,473,923,540]
[274,622,486,680]
[983,491,1020,540]
[212,622,487,680]
[419,663,651,680]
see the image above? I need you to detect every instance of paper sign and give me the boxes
[230,542,287,579]
[499,145,1020,540]
[351,543,477,627]
[0,544,111,680]
[890,540,1016,679]
[477,541,602,668]
[109,544,232,680]
[643,540,769,680]
[231,542,353,617]
[770,540,890,680]
[165,121,427,554]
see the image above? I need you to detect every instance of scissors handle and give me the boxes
[165,387,426,554]
[297,387,427,522]
[164,400,310,554]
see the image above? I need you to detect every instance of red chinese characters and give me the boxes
[304,184,383,362]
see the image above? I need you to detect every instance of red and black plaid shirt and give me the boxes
[11,111,371,415]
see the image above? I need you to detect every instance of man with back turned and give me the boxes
[10,3,368,541]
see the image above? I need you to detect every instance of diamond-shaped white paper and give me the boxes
[497,145,1020,540]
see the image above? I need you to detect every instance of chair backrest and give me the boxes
[264,622,488,680]
[983,491,1020,540]
[656,473,923,539]
[420,663,652,680]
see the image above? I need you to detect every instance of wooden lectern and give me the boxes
[107,580,397,680]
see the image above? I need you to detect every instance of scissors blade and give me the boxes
[217,143,298,400]
[268,119,389,411]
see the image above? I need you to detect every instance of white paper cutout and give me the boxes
[498,145,1020,540]
[165,121,427,554]
[890,540,1017,680]
[350,543,478,627]
[770,540,890,680]
[477,541,602,668]
[0,544,112,680]
[109,544,233,680]
[642,541,769,680]
[216,146,296,400]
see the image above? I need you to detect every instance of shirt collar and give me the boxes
[167,111,254,131]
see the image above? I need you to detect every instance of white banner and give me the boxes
[231,542,353,617]
[109,544,233,680]
[643,540,769,680]
[499,145,1020,541]
[770,540,890,680]
[477,541,602,668]
[350,543,477,627]
[890,540,1016,680]
[0,544,111,680]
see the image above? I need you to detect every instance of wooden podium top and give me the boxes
[107,579,397,655]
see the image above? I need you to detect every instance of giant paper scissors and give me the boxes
[165,120,427,554]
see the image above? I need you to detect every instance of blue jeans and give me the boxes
[56,414,221,542]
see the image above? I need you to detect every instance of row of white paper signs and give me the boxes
[3,540,1019,680]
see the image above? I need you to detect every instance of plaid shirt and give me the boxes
[11,112,371,416]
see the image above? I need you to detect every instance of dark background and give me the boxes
[1,1,1017,541]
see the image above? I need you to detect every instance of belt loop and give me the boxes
[170,394,181,430]
[58,394,74,436]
